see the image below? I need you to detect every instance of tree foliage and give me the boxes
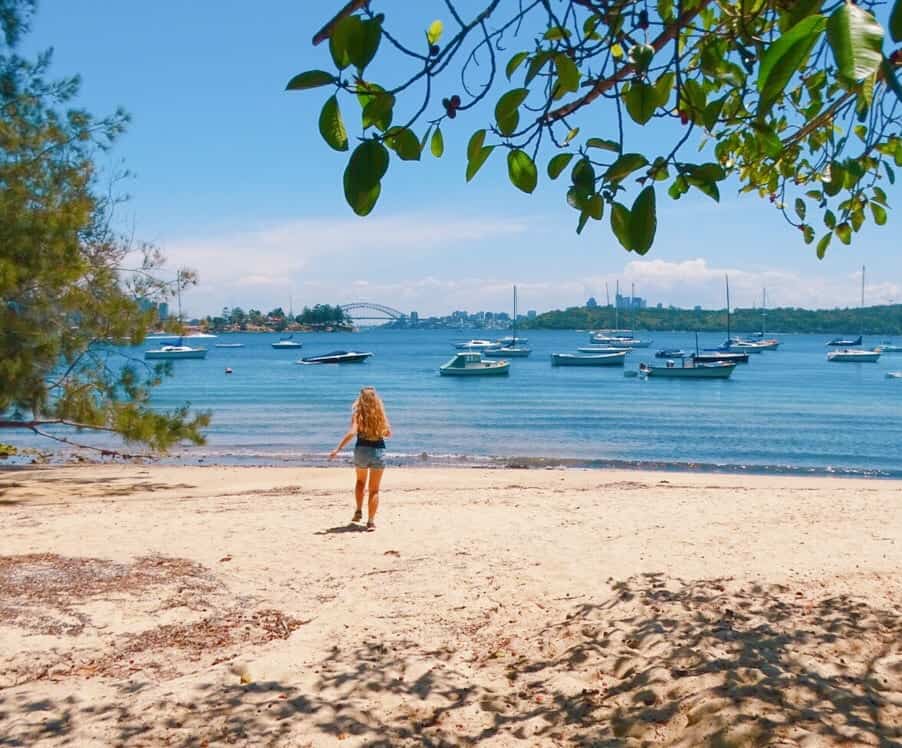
[290,0,902,256]
[0,0,209,454]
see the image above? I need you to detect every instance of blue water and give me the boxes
[145,329,902,475]
[16,329,902,476]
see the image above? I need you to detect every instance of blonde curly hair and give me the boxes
[353,387,390,441]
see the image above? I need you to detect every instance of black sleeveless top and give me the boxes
[356,436,385,449]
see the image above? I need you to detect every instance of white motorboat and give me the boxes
[876,342,902,353]
[184,332,218,339]
[589,334,651,348]
[144,344,208,360]
[578,345,633,354]
[454,339,501,350]
[827,349,881,362]
[639,360,736,379]
[484,345,531,358]
[886,371,902,379]
[272,335,303,349]
[720,338,765,353]
[551,351,627,367]
[298,350,373,364]
[440,351,510,376]
[214,343,244,348]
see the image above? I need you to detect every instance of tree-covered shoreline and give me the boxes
[520,304,902,335]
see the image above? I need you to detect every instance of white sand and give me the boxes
[1,464,901,746]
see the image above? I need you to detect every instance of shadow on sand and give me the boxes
[3,573,901,746]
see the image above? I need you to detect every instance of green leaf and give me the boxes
[547,153,574,180]
[824,209,836,229]
[427,20,443,46]
[802,224,815,244]
[586,138,619,152]
[319,95,348,152]
[343,140,390,216]
[703,96,726,131]
[571,158,596,191]
[564,127,580,144]
[329,15,360,70]
[353,17,383,72]
[680,79,707,122]
[892,0,902,43]
[630,186,657,254]
[653,73,676,108]
[827,3,884,82]
[604,153,649,183]
[823,160,846,196]
[507,149,538,193]
[554,53,581,95]
[429,127,444,158]
[506,52,529,81]
[628,43,655,71]
[870,201,888,225]
[834,221,852,245]
[525,52,552,85]
[544,26,571,40]
[361,89,394,132]
[610,202,633,251]
[816,232,831,259]
[495,88,529,136]
[467,130,486,161]
[885,162,896,184]
[757,14,826,115]
[872,185,888,205]
[624,82,658,125]
[286,70,336,91]
[466,146,494,181]
[386,127,421,161]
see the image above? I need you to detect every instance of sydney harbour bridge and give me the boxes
[339,303,408,326]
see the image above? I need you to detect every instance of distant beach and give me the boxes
[2,464,901,746]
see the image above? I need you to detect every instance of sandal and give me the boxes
[365,521,376,532]
[352,510,362,523]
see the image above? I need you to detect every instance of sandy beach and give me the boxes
[1,464,901,746]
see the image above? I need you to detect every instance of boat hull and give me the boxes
[272,343,303,349]
[641,363,735,378]
[440,362,510,376]
[693,352,749,364]
[552,352,626,367]
[484,347,531,357]
[299,351,373,364]
[827,350,881,362]
[144,348,208,360]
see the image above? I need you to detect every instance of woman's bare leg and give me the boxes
[367,468,384,524]
[354,467,367,519]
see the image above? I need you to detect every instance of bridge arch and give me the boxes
[340,302,407,323]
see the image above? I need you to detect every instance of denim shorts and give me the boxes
[354,445,386,469]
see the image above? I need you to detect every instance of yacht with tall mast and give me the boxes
[485,286,531,357]
[144,271,209,360]
[827,265,881,362]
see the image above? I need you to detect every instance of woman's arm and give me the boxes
[329,417,357,459]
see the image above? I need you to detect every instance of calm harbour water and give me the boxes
[18,329,902,476]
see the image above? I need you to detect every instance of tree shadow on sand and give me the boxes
[3,573,901,746]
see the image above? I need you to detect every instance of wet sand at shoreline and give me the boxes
[2,464,901,746]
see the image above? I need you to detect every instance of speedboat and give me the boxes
[827,335,862,347]
[876,342,902,353]
[551,351,627,367]
[654,349,691,359]
[453,339,501,350]
[272,335,303,349]
[827,349,881,362]
[144,344,208,360]
[298,350,373,364]
[639,360,735,379]
[440,351,509,376]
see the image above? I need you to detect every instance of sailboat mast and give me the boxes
[860,264,865,337]
[512,285,517,341]
[615,280,619,330]
[725,274,731,341]
[762,288,767,336]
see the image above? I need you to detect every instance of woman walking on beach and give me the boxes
[329,386,391,531]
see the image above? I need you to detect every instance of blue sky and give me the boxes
[23,1,902,317]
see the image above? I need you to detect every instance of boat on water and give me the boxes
[827,349,881,362]
[298,350,373,364]
[876,342,902,353]
[748,289,780,349]
[578,346,633,354]
[654,349,691,358]
[693,351,749,364]
[886,371,902,379]
[146,332,181,341]
[214,343,244,348]
[184,332,218,339]
[453,339,500,350]
[272,335,303,350]
[639,360,736,379]
[589,334,651,348]
[485,286,532,358]
[144,344,208,360]
[551,351,627,367]
[440,351,510,376]
[827,335,862,347]
[720,338,765,353]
